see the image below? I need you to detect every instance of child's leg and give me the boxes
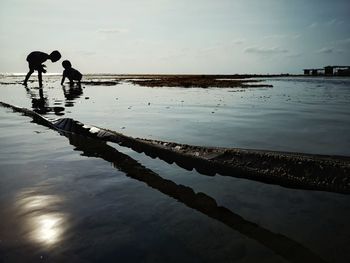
[77,75,82,87]
[38,71,43,88]
[23,69,34,85]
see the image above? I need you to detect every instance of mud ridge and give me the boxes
[126,75,273,88]
[1,101,349,194]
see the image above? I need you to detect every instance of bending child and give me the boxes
[23,50,61,87]
[61,60,83,86]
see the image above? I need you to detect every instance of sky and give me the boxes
[0,0,349,74]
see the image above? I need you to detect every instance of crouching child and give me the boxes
[61,60,83,86]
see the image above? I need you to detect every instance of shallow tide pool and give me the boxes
[1,75,350,263]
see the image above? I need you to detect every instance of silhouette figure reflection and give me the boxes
[60,59,84,107]
[24,87,65,116]
[64,132,326,263]
[62,84,83,107]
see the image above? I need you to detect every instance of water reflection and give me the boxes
[64,132,327,263]
[23,83,84,116]
[31,213,65,245]
[62,84,83,107]
[16,192,67,247]
[1,93,329,262]
[24,87,65,116]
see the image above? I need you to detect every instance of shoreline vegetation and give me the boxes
[71,73,349,88]
[125,75,274,88]
[2,74,276,88]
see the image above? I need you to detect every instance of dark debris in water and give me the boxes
[0,81,24,85]
[80,80,119,86]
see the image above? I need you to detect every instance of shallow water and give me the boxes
[1,75,350,263]
[1,75,350,155]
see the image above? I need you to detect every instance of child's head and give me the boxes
[62,60,72,69]
[49,50,61,62]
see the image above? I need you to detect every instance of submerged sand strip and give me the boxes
[1,101,349,194]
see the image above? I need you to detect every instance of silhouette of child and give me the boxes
[61,60,82,86]
[23,50,61,87]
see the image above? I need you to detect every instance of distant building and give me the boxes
[303,66,350,76]
[312,69,319,76]
[324,66,333,76]
[337,68,350,76]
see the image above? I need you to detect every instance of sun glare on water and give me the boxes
[31,214,65,245]
[16,192,68,247]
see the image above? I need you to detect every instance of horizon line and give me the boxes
[0,72,297,76]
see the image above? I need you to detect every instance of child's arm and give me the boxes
[61,71,66,85]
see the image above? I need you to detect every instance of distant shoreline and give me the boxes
[1,73,349,88]
[1,73,350,78]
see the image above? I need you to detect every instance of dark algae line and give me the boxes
[1,100,349,195]
[0,102,328,263]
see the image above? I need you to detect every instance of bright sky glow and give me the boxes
[0,0,349,74]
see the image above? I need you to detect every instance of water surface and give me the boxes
[1,75,350,263]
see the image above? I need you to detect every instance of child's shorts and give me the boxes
[29,63,47,73]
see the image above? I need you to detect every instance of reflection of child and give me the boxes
[23,50,61,87]
[61,60,83,86]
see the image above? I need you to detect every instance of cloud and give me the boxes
[231,38,245,45]
[98,28,129,34]
[316,47,343,54]
[307,19,345,30]
[199,39,245,53]
[335,38,350,45]
[308,22,318,29]
[244,46,289,55]
[76,51,96,56]
[262,34,301,40]
[286,52,303,58]
[326,19,344,26]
